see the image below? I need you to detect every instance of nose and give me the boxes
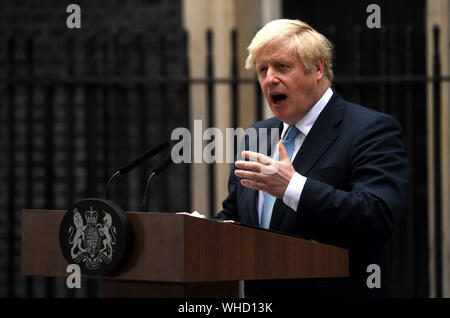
[266,67,280,84]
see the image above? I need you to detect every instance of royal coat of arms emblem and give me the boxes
[60,198,132,276]
[69,206,117,270]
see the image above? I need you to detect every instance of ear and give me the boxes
[315,59,325,81]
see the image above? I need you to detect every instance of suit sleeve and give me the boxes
[298,115,409,244]
[211,162,240,221]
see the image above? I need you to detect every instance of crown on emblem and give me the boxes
[85,206,98,224]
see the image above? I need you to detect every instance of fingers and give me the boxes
[235,160,262,172]
[240,178,266,191]
[241,151,273,165]
[235,167,266,191]
[278,141,290,162]
[235,148,292,197]
[234,169,260,180]
[236,150,280,176]
[236,150,275,171]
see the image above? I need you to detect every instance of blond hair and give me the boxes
[245,19,334,82]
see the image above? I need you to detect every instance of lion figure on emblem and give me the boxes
[99,212,116,258]
[68,208,86,258]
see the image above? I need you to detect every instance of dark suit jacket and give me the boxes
[213,90,409,297]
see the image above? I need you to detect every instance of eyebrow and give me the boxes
[256,57,294,68]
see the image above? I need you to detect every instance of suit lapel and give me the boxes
[292,95,343,175]
[269,92,344,230]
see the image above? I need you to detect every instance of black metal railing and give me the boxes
[0,31,191,297]
[0,24,446,297]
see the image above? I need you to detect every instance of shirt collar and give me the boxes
[282,86,333,138]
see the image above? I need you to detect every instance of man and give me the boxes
[213,19,408,297]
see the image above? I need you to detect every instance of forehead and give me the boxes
[254,38,298,65]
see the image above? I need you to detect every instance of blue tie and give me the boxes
[260,125,300,229]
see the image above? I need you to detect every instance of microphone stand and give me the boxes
[140,156,172,212]
[102,140,170,201]
[140,171,156,212]
[104,171,120,199]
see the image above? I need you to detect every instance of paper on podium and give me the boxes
[176,211,206,218]
[176,211,237,223]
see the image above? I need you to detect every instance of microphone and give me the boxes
[118,140,170,175]
[140,156,173,212]
[104,140,170,199]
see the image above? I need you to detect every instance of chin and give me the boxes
[274,115,294,125]
[271,110,292,124]
[271,106,295,124]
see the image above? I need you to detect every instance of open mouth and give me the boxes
[271,93,287,104]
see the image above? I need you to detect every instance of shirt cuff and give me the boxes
[282,172,307,212]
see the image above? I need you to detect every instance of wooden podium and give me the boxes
[21,209,348,297]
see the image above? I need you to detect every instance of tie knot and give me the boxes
[284,125,300,140]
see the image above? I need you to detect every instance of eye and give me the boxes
[258,66,267,74]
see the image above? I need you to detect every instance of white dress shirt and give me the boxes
[258,87,333,221]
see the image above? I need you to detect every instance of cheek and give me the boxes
[292,79,315,98]
[260,82,270,98]
[259,80,267,92]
